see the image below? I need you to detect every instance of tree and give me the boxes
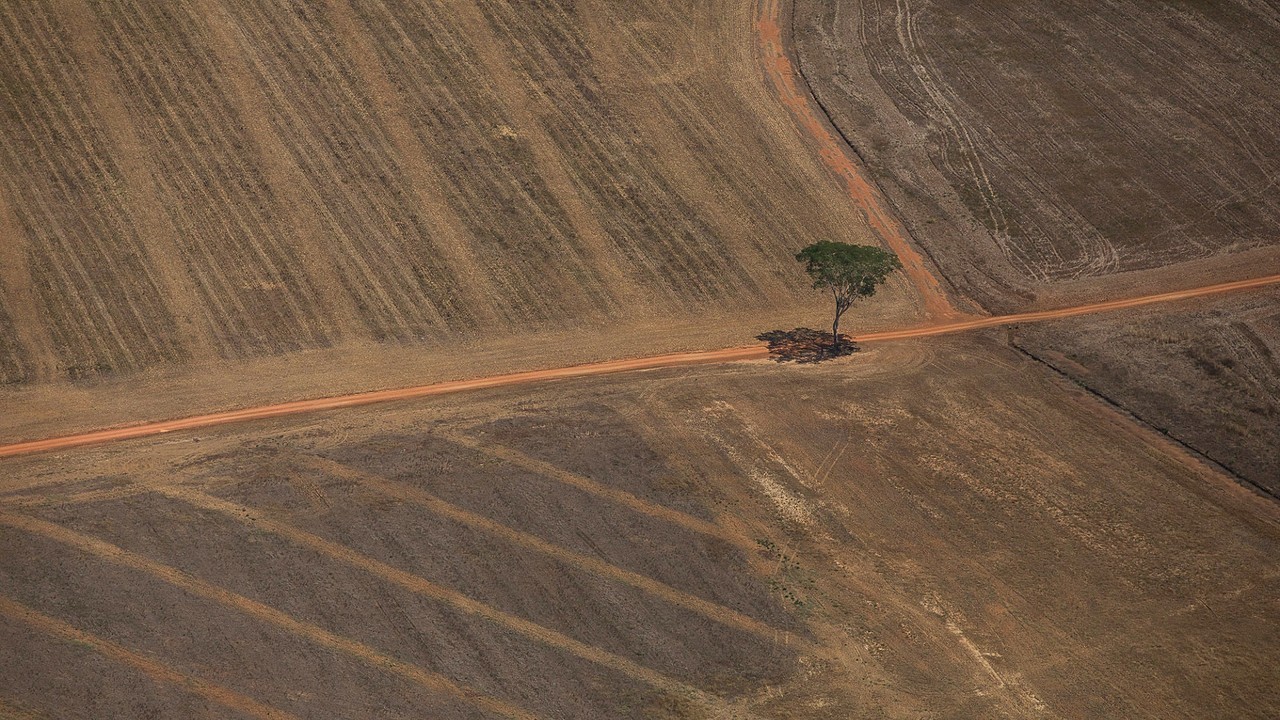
[795,241,902,352]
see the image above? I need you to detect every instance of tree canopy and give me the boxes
[795,241,902,351]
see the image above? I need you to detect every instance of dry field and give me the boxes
[1014,286,1280,497]
[2,338,1277,719]
[793,0,1280,505]
[794,0,1280,310]
[0,0,918,388]
[3,0,1279,717]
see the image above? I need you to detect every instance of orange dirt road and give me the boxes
[756,0,959,321]
[2,273,1277,460]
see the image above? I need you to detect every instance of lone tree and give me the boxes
[795,241,902,352]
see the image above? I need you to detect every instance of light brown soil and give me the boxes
[1014,286,1280,497]
[0,0,914,386]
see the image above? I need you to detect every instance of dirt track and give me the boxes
[756,0,957,320]
[3,272,1276,461]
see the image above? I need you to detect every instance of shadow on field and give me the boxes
[756,328,858,363]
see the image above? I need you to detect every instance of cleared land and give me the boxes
[3,271,1278,459]
[2,338,1277,718]
[3,0,1278,718]
[0,0,920,388]
[793,0,1280,499]
[794,0,1280,310]
[1014,286,1280,497]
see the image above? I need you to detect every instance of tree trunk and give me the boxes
[832,313,841,351]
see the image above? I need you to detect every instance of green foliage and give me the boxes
[795,241,902,349]
[795,241,902,298]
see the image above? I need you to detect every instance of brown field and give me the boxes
[793,0,1280,511]
[0,0,920,388]
[3,0,1279,717]
[2,338,1278,718]
[793,0,1280,311]
[1014,286,1280,497]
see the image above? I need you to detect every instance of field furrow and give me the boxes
[477,0,759,304]
[350,0,615,322]
[0,3,186,378]
[0,0,898,386]
[579,0,839,297]
[222,0,486,337]
[92,0,339,357]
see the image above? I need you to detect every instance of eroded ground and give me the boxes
[3,338,1276,718]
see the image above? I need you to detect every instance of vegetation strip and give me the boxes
[2,273,1277,461]
[0,511,543,720]
[0,594,301,720]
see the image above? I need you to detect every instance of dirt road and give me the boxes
[2,273,1276,460]
[756,0,959,320]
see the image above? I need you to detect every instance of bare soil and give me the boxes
[0,0,911,386]
[1014,286,1280,497]
[793,0,1280,312]
[2,339,1277,718]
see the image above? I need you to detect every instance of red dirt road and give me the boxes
[2,273,1276,460]
[756,0,959,321]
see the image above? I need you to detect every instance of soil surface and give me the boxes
[2,338,1277,718]
[0,0,919,387]
[793,0,1280,311]
[3,1,1278,717]
[1015,286,1280,497]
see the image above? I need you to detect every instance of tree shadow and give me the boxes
[755,328,858,364]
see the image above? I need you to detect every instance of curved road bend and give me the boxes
[1,272,1277,460]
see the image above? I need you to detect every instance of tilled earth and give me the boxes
[2,336,1276,718]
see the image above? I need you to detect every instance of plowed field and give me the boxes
[0,0,908,386]
[794,0,1280,309]
[2,339,1277,718]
